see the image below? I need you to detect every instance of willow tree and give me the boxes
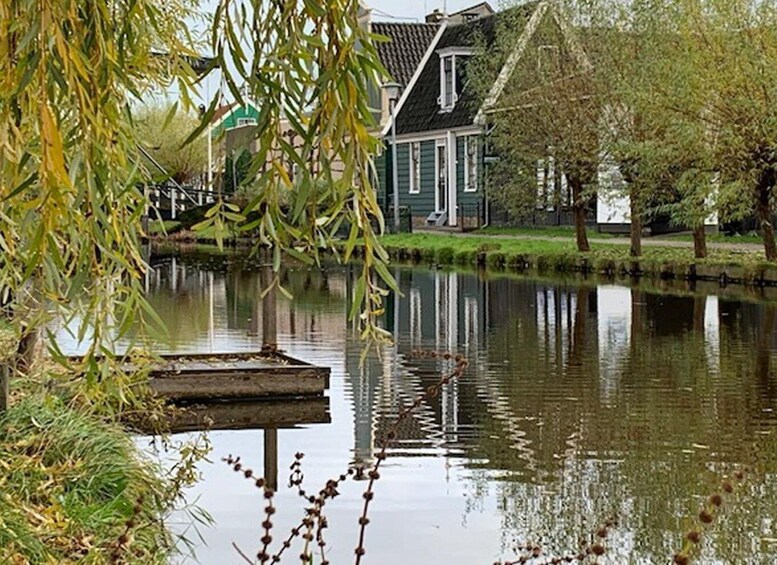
[473,2,599,252]
[590,0,777,260]
[135,102,208,184]
[678,0,777,261]
[0,0,390,404]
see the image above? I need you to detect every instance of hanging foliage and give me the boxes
[0,0,392,401]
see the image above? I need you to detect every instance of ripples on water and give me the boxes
[64,250,777,564]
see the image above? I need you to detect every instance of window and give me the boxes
[442,56,455,109]
[464,137,478,192]
[538,45,560,77]
[438,48,473,112]
[409,142,421,194]
[237,117,257,127]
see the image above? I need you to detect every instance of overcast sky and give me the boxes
[365,0,490,22]
[183,1,503,104]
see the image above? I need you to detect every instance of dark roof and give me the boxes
[372,22,440,89]
[395,2,538,135]
[211,102,239,124]
[452,1,494,15]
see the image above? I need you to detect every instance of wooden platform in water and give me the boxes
[68,351,330,402]
[146,352,330,402]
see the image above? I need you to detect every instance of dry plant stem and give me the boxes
[673,467,750,565]
[225,349,469,565]
[109,496,144,564]
[497,519,616,565]
[273,468,353,564]
[353,351,470,565]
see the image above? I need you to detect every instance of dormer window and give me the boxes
[443,56,455,109]
[437,47,473,112]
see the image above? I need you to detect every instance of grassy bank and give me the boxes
[377,233,777,285]
[0,396,173,564]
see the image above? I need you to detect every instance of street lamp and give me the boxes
[383,81,401,232]
[199,104,213,197]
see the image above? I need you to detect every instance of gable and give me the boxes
[394,2,539,136]
[212,103,261,137]
[477,2,593,122]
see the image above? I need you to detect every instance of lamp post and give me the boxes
[383,81,401,232]
[199,104,214,197]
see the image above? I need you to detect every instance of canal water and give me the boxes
[140,251,777,563]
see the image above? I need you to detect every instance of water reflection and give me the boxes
[139,251,777,564]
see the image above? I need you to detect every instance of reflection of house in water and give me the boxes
[345,268,489,465]
[343,267,772,481]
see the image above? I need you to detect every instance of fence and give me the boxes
[486,201,596,229]
[383,206,413,234]
[146,183,222,221]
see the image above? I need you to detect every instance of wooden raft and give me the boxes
[145,352,330,402]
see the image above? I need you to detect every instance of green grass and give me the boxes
[0,318,15,363]
[147,220,182,236]
[660,231,765,245]
[379,232,776,283]
[0,397,172,564]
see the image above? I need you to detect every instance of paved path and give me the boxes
[413,229,765,254]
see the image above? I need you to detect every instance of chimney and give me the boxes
[426,9,445,24]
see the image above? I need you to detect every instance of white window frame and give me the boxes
[463,136,478,193]
[409,142,421,194]
[538,44,560,77]
[237,117,257,127]
[440,55,456,111]
[438,48,473,112]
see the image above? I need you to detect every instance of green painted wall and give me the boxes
[458,134,484,210]
[388,134,485,223]
[212,104,261,137]
[375,149,388,211]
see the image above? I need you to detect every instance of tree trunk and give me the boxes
[692,224,707,259]
[629,185,642,257]
[0,364,8,413]
[569,286,589,368]
[570,175,590,252]
[756,170,777,261]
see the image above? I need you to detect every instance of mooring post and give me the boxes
[264,428,278,491]
[260,248,278,352]
[1,363,9,413]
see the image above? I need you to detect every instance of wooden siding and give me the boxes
[396,140,436,218]
[457,134,483,209]
[212,104,261,137]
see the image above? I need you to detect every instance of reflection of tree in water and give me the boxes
[144,254,348,348]
[461,282,777,563]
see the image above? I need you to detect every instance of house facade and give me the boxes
[372,1,720,234]
[375,2,547,229]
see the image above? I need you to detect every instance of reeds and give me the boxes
[224,349,469,564]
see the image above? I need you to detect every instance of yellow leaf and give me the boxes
[40,104,70,188]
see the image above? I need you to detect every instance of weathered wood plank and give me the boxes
[67,351,331,401]
[148,367,328,401]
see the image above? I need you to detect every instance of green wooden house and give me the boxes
[377,0,586,229]
[210,101,261,138]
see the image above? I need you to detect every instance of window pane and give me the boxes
[444,57,453,107]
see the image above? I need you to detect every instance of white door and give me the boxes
[435,139,448,213]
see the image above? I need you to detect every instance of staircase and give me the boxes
[426,211,448,227]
